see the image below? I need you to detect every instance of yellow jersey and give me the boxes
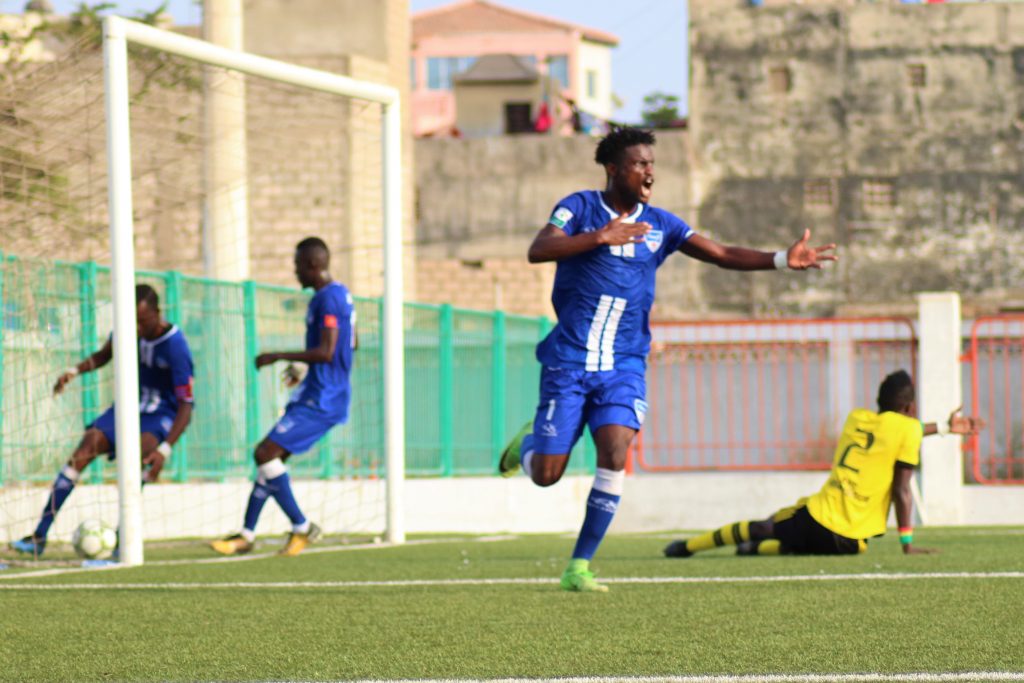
[806,409,923,540]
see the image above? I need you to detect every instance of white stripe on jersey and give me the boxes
[600,297,627,371]
[586,295,627,371]
[585,295,613,371]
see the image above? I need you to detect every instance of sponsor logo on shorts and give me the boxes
[541,422,558,438]
[634,399,648,425]
[276,418,294,434]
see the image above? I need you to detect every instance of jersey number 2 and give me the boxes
[838,428,874,473]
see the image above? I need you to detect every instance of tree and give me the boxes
[641,91,681,128]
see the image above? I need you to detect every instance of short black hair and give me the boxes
[877,370,915,413]
[296,236,329,256]
[135,283,159,310]
[595,126,656,167]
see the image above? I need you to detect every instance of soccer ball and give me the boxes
[72,519,118,560]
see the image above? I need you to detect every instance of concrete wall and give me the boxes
[688,0,1024,317]
[413,130,696,318]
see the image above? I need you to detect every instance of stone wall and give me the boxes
[0,0,413,300]
[414,130,696,318]
[688,0,1024,316]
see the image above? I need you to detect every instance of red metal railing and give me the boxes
[636,317,917,472]
[963,315,1024,484]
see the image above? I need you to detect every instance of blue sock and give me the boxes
[571,468,625,561]
[265,469,307,527]
[243,479,272,534]
[34,467,79,539]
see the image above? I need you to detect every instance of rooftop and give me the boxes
[412,0,619,47]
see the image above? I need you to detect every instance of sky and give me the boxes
[11,0,689,122]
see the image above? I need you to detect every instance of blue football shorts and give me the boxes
[265,402,347,456]
[90,406,174,459]
[530,367,647,455]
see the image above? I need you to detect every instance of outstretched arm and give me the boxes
[923,406,985,437]
[679,229,837,271]
[528,213,652,263]
[256,326,340,369]
[53,337,114,395]
[891,463,937,555]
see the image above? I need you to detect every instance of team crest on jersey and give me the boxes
[550,207,573,229]
[644,229,663,253]
[634,399,648,425]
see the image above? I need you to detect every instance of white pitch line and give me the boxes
[1,571,1023,590]
[0,535,517,581]
[306,674,1024,683]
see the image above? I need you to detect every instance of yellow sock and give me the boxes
[686,521,751,553]
[755,539,781,555]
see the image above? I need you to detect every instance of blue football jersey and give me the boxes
[291,281,356,415]
[536,190,694,372]
[136,325,194,416]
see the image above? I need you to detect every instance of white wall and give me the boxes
[6,471,1018,544]
[575,39,614,121]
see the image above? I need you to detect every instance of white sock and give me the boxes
[293,520,311,534]
[258,459,287,480]
[593,467,625,495]
[239,528,256,543]
[61,465,81,483]
[521,449,534,478]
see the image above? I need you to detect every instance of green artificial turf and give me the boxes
[1,528,1022,682]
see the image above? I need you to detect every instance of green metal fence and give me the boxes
[0,255,596,483]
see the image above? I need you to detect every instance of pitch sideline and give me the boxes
[1,570,1023,590]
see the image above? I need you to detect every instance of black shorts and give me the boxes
[773,505,863,555]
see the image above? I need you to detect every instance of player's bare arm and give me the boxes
[891,463,937,555]
[256,326,339,368]
[142,402,193,482]
[528,213,652,263]
[53,337,114,395]
[922,406,985,437]
[679,229,838,271]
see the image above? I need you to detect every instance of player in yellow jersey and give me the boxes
[663,370,984,558]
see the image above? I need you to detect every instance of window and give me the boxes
[517,55,537,69]
[769,65,791,94]
[586,70,597,99]
[803,179,835,212]
[862,179,895,214]
[409,57,416,90]
[504,102,533,134]
[426,56,476,90]
[907,63,927,88]
[547,55,569,90]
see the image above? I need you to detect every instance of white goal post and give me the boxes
[102,15,406,566]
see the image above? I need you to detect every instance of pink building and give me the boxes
[411,0,619,137]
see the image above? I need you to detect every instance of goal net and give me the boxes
[0,15,405,566]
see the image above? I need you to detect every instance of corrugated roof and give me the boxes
[412,0,619,46]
